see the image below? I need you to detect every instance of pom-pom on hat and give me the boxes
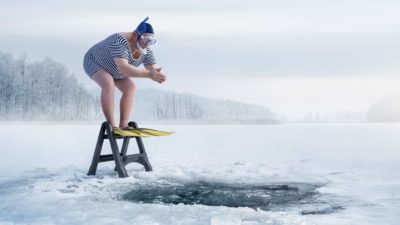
[135,17,154,35]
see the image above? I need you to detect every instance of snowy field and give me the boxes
[0,123,399,225]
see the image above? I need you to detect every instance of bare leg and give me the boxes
[91,69,116,127]
[115,77,136,128]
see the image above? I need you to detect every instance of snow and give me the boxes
[0,123,399,225]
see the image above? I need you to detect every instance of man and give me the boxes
[83,17,166,135]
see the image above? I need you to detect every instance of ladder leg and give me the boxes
[106,123,128,178]
[139,148,153,171]
[121,137,130,157]
[129,121,153,171]
[87,122,107,175]
[136,136,153,171]
[115,137,130,171]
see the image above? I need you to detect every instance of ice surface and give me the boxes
[0,123,399,224]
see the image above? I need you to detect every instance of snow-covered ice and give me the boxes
[0,123,399,225]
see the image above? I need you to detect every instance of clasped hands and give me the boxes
[149,67,166,84]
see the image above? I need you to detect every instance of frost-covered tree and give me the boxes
[0,51,98,120]
[133,88,276,123]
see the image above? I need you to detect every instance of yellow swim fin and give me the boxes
[124,127,175,136]
[112,127,143,137]
[136,128,175,136]
[123,128,152,137]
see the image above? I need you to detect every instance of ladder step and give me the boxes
[99,153,146,162]
[103,135,138,140]
[99,154,119,162]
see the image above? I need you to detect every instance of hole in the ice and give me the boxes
[301,205,344,215]
[121,181,342,213]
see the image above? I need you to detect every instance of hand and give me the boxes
[149,67,166,84]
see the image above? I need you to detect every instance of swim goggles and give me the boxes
[141,33,156,46]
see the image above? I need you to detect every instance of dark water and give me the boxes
[121,181,343,214]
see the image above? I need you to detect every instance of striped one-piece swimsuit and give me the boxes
[83,33,156,80]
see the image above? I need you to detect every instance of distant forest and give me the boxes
[0,51,98,120]
[134,89,277,123]
[0,51,277,123]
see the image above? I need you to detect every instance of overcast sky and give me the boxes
[1,0,399,120]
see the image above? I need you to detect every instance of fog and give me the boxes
[1,0,399,121]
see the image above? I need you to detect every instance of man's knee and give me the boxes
[92,70,115,93]
[127,78,136,92]
[128,80,136,93]
[102,82,115,94]
[119,78,136,95]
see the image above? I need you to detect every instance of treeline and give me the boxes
[134,89,277,123]
[0,51,276,123]
[0,51,99,120]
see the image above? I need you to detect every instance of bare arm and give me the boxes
[114,58,166,83]
[114,57,150,78]
[144,64,158,71]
